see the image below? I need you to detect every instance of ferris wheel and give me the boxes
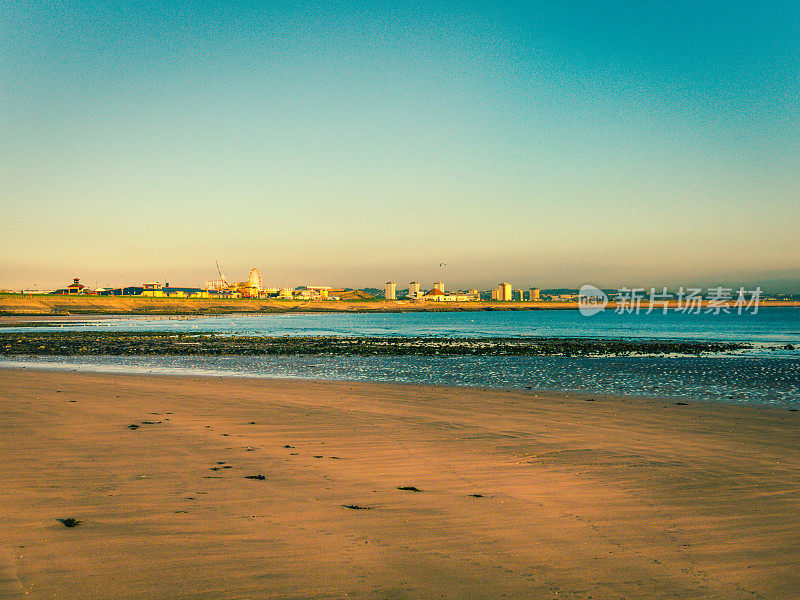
[248,268,263,290]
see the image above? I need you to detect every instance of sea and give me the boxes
[2,308,799,408]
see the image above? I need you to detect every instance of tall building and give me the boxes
[408,281,421,299]
[433,281,444,293]
[497,282,512,301]
[530,288,540,301]
[385,281,396,300]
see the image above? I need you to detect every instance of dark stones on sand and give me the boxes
[4,331,753,357]
[342,505,372,510]
[283,445,294,448]
[674,402,689,406]
[397,486,423,492]
[130,421,162,429]
[248,421,256,425]
[58,518,81,528]
[313,455,323,458]
[245,475,266,480]
[468,494,483,498]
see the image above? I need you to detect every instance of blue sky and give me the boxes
[2,1,798,291]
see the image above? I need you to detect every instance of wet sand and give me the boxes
[1,368,798,599]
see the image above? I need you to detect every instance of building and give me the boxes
[385,281,396,300]
[66,278,85,294]
[408,281,422,299]
[307,286,332,300]
[423,286,446,300]
[205,279,227,291]
[433,281,444,294]
[513,289,524,301]
[140,282,162,297]
[161,287,210,298]
[530,288,540,301]
[235,281,258,298]
[120,282,213,298]
[98,287,144,296]
[423,290,477,302]
[496,282,512,301]
[140,282,212,298]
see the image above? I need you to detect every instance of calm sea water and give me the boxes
[5,307,800,344]
[3,308,799,407]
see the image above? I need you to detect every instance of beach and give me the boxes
[1,369,799,599]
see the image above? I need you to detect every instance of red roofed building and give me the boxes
[66,278,85,294]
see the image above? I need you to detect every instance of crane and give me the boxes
[216,260,229,288]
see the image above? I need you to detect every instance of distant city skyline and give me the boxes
[6,263,797,296]
[2,2,798,292]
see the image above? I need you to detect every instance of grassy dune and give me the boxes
[1,294,796,316]
[0,295,578,315]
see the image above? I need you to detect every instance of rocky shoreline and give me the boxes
[0,332,752,357]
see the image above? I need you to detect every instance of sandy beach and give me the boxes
[1,368,799,599]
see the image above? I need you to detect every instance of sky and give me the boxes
[2,1,799,292]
